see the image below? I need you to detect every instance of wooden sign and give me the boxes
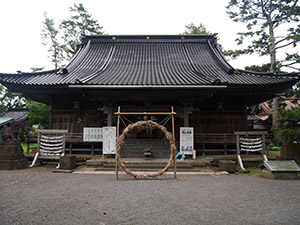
[180,127,194,155]
[83,127,103,142]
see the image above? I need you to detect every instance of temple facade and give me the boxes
[0,35,299,155]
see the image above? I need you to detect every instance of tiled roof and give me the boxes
[0,35,299,87]
[0,118,13,126]
[1,108,29,121]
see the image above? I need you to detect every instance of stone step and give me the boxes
[103,163,193,169]
[95,167,205,172]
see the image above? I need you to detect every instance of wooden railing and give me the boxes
[26,132,273,156]
[194,133,236,155]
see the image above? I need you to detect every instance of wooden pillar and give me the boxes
[171,106,177,179]
[48,97,54,129]
[107,104,113,126]
[73,101,80,133]
[183,106,189,127]
[115,106,120,180]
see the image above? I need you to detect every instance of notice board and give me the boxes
[103,127,116,154]
[83,127,103,142]
[180,127,194,155]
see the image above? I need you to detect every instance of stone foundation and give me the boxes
[0,142,28,170]
[219,160,236,173]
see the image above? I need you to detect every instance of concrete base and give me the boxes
[0,142,28,170]
[59,155,76,170]
[219,160,236,173]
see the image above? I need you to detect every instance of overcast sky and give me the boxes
[0,0,296,73]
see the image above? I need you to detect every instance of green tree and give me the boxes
[273,106,300,143]
[25,99,50,128]
[0,85,24,114]
[226,0,300,72]
[41,13,64,69]
[41,3,104,67]
[60,3,104,59]
[245,63,286,73]
[226,0,300,142]
[30,67,45,72]
[182,23,212,35]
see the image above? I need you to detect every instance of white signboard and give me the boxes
[83,127,103,142]
[103,127,116,154]
[180,127,194,155]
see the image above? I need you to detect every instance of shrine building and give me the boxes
[0,35,299,156]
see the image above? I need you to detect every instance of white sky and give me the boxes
[0,0,297,73]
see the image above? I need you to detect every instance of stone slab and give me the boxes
[219,160,236,173]
[59,155,76,170]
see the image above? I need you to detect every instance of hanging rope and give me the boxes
[40,134,64,156]
[240,137,263,152]
[159,114,172,127]
[120,114,134,125]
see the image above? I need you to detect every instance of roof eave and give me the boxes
[68,84,228,89]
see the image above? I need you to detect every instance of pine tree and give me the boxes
[41,13,64,69]
[60,3,104,59]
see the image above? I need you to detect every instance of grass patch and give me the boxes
[268,147,281,156]
[269,150,280,156]
[239,167,262,176]
[21,143,37,153]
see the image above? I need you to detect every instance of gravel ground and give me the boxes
[0,167,300,225]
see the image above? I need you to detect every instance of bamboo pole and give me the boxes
[115,106,121,180]
[171,106,177,179]
[114,112,176,116]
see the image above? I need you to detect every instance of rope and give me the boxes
[158,114,172,126]
[119,115,128,127]
[40,134,64,156]
[121,115,134,125]
[116,120,177,179]
[239,137,263,152]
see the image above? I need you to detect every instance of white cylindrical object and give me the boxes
[193,149,196,160]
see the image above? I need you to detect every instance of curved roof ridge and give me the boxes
[207,40,234,74]
[65,40,91,73]
[182,43,214,83]
[77,44,116,84]
[215,44,235,73]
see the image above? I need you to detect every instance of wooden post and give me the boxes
[107,104,113,126]
[171,106,176,179]
[91,144,94,155]
[62,132,66,156]
[183,105,189,127]
[262,134,268,161]
[115,106,121,180]
[27,142,30,155]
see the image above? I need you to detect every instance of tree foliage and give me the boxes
[182,23,212,35]
[41,13,64,69]
[60,3,104,59]
[245,63,286,73]
[25,99,50,128]
[41,3,104,68]
[226,0,300,72]
[0,85,24,114]
[273,106,300,143]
